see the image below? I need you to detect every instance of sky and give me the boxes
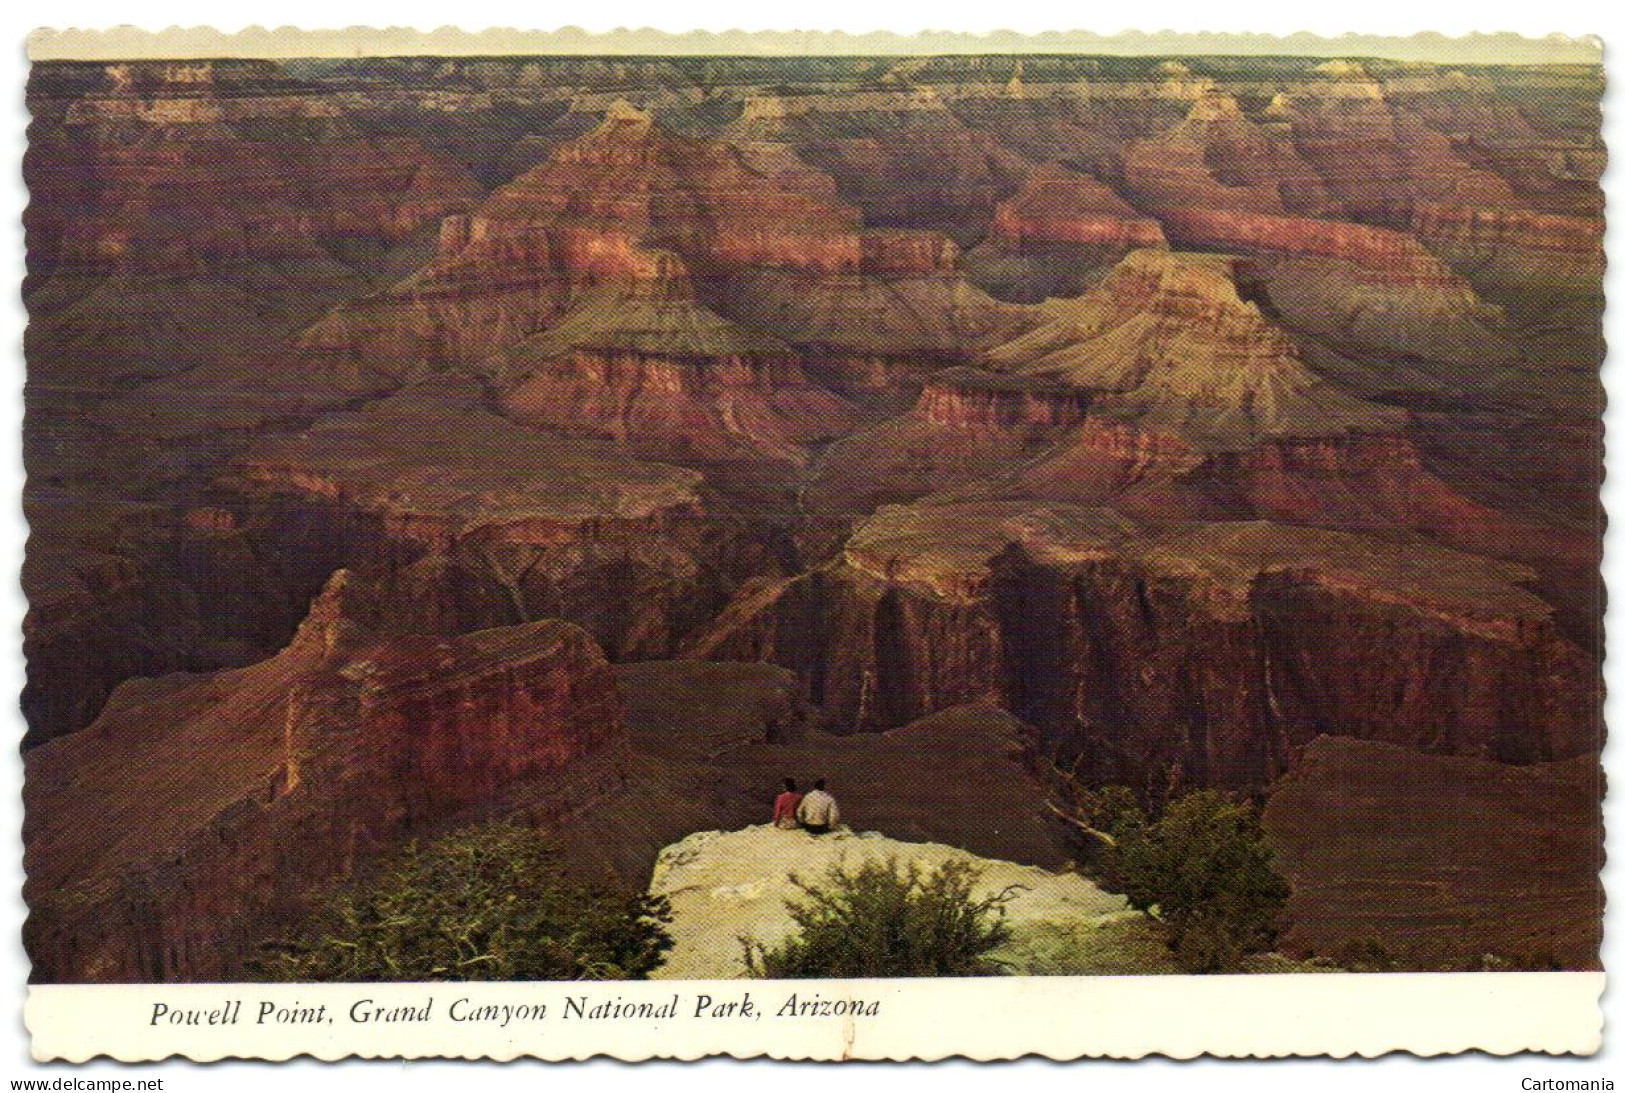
[25,26,1604,64]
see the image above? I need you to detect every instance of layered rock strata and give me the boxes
[24,573,627,982]
[236,378,794,660]
[686,501,1597,789]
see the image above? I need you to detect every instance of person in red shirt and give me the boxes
[772,778,803,829]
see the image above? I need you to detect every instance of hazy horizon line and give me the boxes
[27,26,1604,64]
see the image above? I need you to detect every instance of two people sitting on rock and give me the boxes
[772,777,841,835]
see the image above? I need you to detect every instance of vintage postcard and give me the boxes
[17,25,1607,1062]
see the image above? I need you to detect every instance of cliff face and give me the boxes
[235,379,795,661]
[1267,62,1579,224]
[484,288,864,470]
[27,60,480,284]
[298,102,1022,399]
[805,368,1091,514]
[21,494,353,746]
[990,164,1168,250]
[723,89,1018,238]
[1123,91,1336,220]
[985,250,1406,438]
[23,573,628,982]
[963,249,1565,566]
[1106,67,1604,326]
[1016,418,1529,553]
[686,502,1597,789]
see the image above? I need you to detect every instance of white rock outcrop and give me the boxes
[647,825,1174,979]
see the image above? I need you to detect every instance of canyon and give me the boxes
[22,51,1604,980]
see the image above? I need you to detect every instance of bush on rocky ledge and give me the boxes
[1102,790,1290,973]
[260,821,673,981]
[742,857,1015,978]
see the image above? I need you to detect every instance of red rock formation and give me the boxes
[23,58,483,409]
[19,57,1604,975]
[724,89,1018,236]
[1015,417,1548,564]
[970,250,1566,564]
[1263,736,1602,970]
[685,502,1598,789]
[1114,82,1593,314]
[857,230,963,275]
[21,490,354,746]
[947,79,1188,183]
[302,102,1017,388]
[236,379,795,661]
[1378,65,1605,218]
[28,60,480,282]
[990,164,1167,250]
[1261,63,1604,283]
[483,286,864,469]
[300,102,870,368]
[24,572,628,982]
[805,368,1091,514]
[1266,61,1518,222]
[1410,203,1604,281]
[1122,90,1336,219]
[552,664,1069,887]
[1148,207,1470,288]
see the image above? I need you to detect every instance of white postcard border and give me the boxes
[25,974,1605,1062]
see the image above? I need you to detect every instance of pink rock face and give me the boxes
[23,574,629,983]
[1269,71,1522,221]
[1122,91,1337,219]
[228,378,800,664]
[1021,422,1572,569]
[351,624,626,821]
[963,247,1574,572]
[1018,417,1206,504]
[724,90,1013,234]
[1113,73,1604,288]
[857,231,962,275]
[303,105,866,359]
[1220,436,1588,565]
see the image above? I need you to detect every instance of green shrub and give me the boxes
[260,821,672,981]
[1102,790,1289,973]
[743,857,1014,978]
[1072,783,1149,841]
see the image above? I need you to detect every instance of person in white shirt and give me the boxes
[796,779,840,835]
